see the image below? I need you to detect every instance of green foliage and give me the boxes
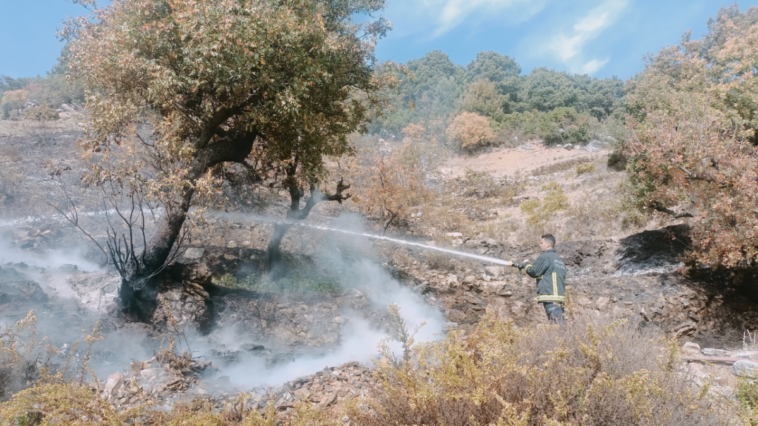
[500,107,597,146]
[212,269,340,295]
[738,378,758,424]
[371,50,624,139]
[457,79,508,121]
[465,51,521,83]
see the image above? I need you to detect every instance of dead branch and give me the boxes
[652,202,695,219]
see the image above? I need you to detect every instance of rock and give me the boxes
[564,144,574,150]
[498,290,513,297]
[596,297,610,310]
[484,266,505,278]
[0,267,48,305]
[733,360,758,378]
[227,241,238,248]
[445,232,463,238]
[182,263,212,287]
[701,348,730,357]
[58,264,79,272]
[462,276,476,285]
[442,322,458,332]
[483,238,498,247]
[67,272,121,313]
[183,248,205,260]
[734,351,758,360]
[444,274,459,286]
[102,373,124,400]
[682,342,701,355]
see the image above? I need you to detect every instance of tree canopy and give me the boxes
[625,5,758,268]
[66,0,389,312]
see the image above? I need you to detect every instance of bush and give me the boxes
[350,313,735,426]
[447,112,495,151]
[607,149,627,171]
[575,162,595,175]
[520,181,569,228]
[25,104,60,121]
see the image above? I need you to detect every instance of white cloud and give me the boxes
[543,0,627,74]
[581,58,610,74]
[420,0,547,37]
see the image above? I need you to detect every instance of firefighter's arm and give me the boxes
[524,254,549,278]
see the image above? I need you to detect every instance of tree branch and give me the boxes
[652,202,694,219]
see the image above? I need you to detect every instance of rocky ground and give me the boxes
[3,118,758,412]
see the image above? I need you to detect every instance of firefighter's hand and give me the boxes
[512,262,524,269]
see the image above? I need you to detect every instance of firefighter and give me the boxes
[514,234,567,324]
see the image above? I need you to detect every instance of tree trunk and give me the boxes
[116,134,258,320]
[265,222,295,279]
[263,178,351,278]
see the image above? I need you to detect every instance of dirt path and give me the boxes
[440,143,607,178]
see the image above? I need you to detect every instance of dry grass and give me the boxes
[351,313,738,426]
[530,155,595,177]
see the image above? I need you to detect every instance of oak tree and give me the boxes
[67,0,389,317]
[625,5,758,268]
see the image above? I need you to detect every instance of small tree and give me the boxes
[0,90,28,118]
[65,0,390,318]
[402,123,426,142]
[353,143,429,232]
[447,112,494,151]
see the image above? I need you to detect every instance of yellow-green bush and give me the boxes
[350,313,735,426]
[25,104,60,121]
[575,162,595,175]
[520,181,569,228]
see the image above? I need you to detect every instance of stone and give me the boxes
[444,274,459,286]
[0,267,48,305]
[182,263,212,287]
[183,248,205,260]
[734,351,758,360]
[442,322,458,332]
[67,272,121,313]
[227,241,238,248]
[682,342,701,355]
[462,275,476,285]
[733,360,758,378]
[484,266,505,278]
[445,232,463,238]
[102,373,124,400]
[596,297,610,310]
[701,348,730,357]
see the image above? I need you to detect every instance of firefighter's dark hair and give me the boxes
[541,234,556,248]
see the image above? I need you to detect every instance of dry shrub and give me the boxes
[25,104,60,121]
[350,313,735,426]
[0,384,341,425]
[530,156,595,177]
[520,181,569,229]
[575,162,595,175]
[447,112,494,152]
[462,168,507,198]
[402,122,426,142]
[351,143,430,231]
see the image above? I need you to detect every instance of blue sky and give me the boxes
[0,0,751,79]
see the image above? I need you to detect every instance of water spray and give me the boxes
[301,223,514,266]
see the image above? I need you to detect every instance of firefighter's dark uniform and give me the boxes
[524,249,567,323]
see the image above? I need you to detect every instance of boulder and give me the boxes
[733,360,758,378]
[183,248,205,260]
[0,266,47,305]
[484,266,505,278]
[67,272,120,313]
[701,348,730,357]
